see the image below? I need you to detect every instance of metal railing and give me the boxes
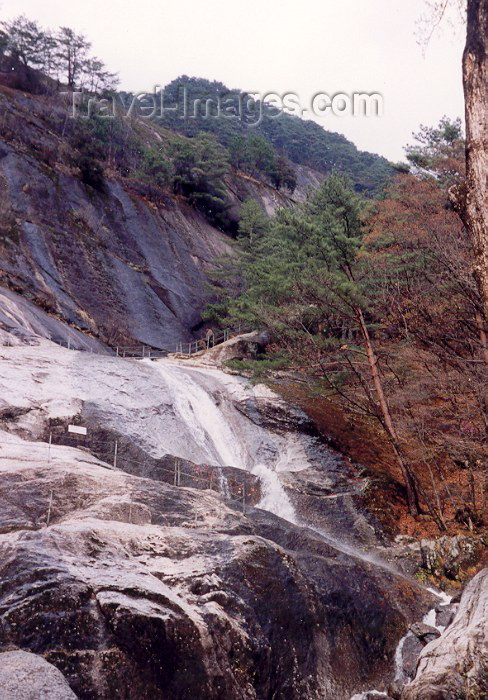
[0,434,257,520]
[52,323,253,360]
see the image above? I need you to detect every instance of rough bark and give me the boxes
[463,0,488,322]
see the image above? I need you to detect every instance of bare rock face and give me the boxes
[0,337,439,698]
[0,87,324,350]
[0,288,108,351]
[0,650,78,699]
[420,536,485,582]
[401,568,488,700]
[0,88,234,349]
[0,440,433,700]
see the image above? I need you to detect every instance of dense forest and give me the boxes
[150,76,394,194]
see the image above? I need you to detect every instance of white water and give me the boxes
[391,586,454,687]
[156,363,248,470]
[349,583,455,697]
[423,587,453,633]
[153,361,401,563]
[154,357,452,678]
[252,463,297,523]
[394,631,413,683]
[154,361,298,522]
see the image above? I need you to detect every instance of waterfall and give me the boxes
[155,362,248,469]
[148,361,451,700]
[153,361,297,522]
[252,463,297,523]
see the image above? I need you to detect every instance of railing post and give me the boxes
[46,490,53,526]
[116,346,119,357]
[113,440,118,469]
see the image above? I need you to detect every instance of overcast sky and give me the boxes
[2,0,465,161]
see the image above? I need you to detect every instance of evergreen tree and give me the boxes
[237,199,269,246]
[405,116,465,185]
[138,148,172,188]
[56,27,91,88]
[1,15,46,69]
[222,174,421,513]
[170,133,230,226]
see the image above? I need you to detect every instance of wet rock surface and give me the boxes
[0,336,438,699]
[409,622,441,643]
[0,441,433,700]
[0,287,108,351]
[400,632,425,679]
[401,568,488,700]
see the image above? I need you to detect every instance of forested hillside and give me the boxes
[206,117,487,541]
[151,76,394,194]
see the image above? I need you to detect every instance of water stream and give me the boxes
[153,360,297,520]
[152,360,404,574]
[149,358,447,698]
[152,360,422,575]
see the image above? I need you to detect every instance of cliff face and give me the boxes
[0,86,228,347]
[0,85,319,349]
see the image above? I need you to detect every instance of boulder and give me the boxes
[203,331,269,365]
[420,535,484,581]
[0,445,433,700]
[0,650,77,699]
[400,633,424,678]
[410,622,441,644]
[401,568,488,700]
[435,603,455,629]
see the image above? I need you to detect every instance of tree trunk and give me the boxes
[463,0,488,321]
[356,308,420,515]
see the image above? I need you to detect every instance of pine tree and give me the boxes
[1,15,46,69]
[226,174,421,514]
[237,199,269,245]
[56,27,91,89]
[170,133,230,226]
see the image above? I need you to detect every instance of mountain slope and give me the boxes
[0,69,387,349]
[0,85,292,348]
[153,77,394,194]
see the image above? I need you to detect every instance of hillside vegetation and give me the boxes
[206,117,487,543]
